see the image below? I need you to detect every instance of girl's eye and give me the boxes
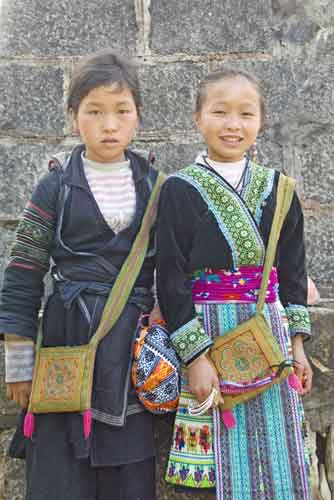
[213,110,225,115]
[87,110,101,115]
[242,112,255,117]
[119,109,131,114]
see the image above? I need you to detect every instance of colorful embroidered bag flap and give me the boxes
[209,174,302,426]
[24,170,166,439]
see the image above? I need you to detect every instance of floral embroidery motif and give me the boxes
[187,426,198,451]
[243,162,276,223]
[174,423,186,451]
[170,317,213,364]
[199,424,211,454]
[286,304,311,337]
[44,358,79,399]
[174,166,264,267]
[216,331,271,383]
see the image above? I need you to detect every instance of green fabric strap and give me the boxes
[256,174,296,314]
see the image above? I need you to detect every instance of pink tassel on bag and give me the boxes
[83,409,92,439]
[288,373,303,394]
[23,412,35,438]
[221,409,236,429]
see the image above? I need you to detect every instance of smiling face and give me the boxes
[195,76,262,163]
[73,84,139,163]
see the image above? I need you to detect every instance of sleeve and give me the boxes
[4,334,35,382]
[156,177,213,364]
[0,170,60,341]
[277,190,311,338]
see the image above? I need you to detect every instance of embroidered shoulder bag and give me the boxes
[24,170,165,439]
[209,173,303,428]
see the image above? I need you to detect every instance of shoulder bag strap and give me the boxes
[89,171,166,347]
[256,174,296,314]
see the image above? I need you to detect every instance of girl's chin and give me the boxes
[210,151,245,162]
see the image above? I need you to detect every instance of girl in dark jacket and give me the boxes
[1,49,159,500]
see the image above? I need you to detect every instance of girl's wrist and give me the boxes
[187,348,210,368]
[291,333,305,345]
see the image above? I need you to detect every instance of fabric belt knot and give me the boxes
[53,272,153,310]
[54,276,115,309]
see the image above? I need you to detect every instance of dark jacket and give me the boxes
[0,144,159,432]
[156,161,310,337]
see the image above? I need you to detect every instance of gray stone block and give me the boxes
[139,63,206,131]
[0,429,25,500]
[150,0,273,54]
[0,0,137,57]
[272,16,320,45]
[0,143,65,219]
[0,64,65,137]
[256,133,284,172]
[293,60,334,122]
[308,30,334,60]
[152,142,205,174]
[304,212,334,292]
[133,141,205,174]
[0,144,47,219]
[299,133,334,204]
[277,60,334,160]
[272,0,334,46]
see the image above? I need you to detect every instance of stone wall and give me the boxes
[0,0,333,498]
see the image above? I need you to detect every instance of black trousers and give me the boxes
[25,453,156,500]
[96,459,156,500]
[9,412,155,500]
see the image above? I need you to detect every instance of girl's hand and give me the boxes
[6,381,32,409]
[188,354,221,403]
[292,335,313,395]
[307,277,320,305]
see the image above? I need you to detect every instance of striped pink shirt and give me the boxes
[83,155,136,233]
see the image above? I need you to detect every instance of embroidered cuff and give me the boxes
[170,317,213,365]
[285,304,311,338]
[4,340,35,382]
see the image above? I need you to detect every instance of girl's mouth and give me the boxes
[220,136,243,143]
[102,138,119,143]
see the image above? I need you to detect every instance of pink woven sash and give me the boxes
[191,266,278,304]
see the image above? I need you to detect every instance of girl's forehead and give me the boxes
[83,84,135,103]
[203,77,261,106]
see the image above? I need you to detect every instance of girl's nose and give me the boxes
[224,114,241,130]
[103,114,119,131]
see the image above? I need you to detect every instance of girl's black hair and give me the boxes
[195,68,265,132]
[67,48,142,116]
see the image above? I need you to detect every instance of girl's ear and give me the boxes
[259,122,264,136]
[136,106,142,125]
[70,110,80,135]
[193,111,200,128]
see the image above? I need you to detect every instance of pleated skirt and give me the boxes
[165,301,311,500]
